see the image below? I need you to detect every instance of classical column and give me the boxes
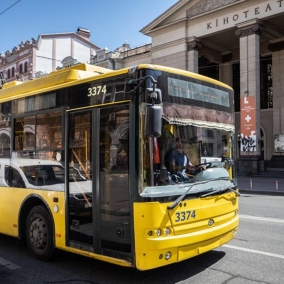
[220,51,233,87]
[235,23,262,159]
[269,40,284,156]
[187,40,202,73]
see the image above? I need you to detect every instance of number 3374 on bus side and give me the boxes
[87,85,107,96]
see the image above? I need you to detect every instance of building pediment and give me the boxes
[140,0,190,35]
[141,0,246,35]
[187,0,241,19]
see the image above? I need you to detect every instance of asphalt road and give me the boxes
[0,193,283,284]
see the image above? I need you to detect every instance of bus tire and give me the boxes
[26,205,55,261]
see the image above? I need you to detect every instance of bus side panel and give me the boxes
[0,187,66,248]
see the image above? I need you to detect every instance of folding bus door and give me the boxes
[67,105,131,260]
[98,105,131,260]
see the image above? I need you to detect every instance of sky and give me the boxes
[0,0,178,53]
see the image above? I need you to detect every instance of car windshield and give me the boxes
[21,164,87,186]
[21,165,65,186]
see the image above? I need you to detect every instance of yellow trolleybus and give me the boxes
[0,64,239,270]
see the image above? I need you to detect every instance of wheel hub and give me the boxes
[29,217,47,250]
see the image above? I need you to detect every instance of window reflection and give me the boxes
[99,106,131,253]
[14,111,62,151]
[36,112,62,149]
[14,116,36,151]
[0,102,11,158]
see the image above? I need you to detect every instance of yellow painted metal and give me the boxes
[1,81,23,89]
[0,65,129,103]
[0,187,65,240]
[49,63,112,75]
[66,100,131,112]
[59,246,133,267]
[134,193,239,270]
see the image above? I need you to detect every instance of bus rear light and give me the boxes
[13,224,17,228]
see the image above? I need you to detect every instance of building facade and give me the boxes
[0,27,100,83]
[104,0,284,174]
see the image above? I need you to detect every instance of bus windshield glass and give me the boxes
[139,70,236,199]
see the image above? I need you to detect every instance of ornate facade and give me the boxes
[116,0,284,174]
[0,28,100,85]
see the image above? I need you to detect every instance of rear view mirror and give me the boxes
[145,105,162,137]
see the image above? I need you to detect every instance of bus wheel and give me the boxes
[26,205,55,261]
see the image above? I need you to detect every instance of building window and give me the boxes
[260,56,273,109]
[12,67,15,77]
[198,56,219,80]
[233,63,240,112]
[7,69,10,79]
[19,64,23,74]
[24,62,28,73]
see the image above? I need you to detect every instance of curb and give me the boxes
[239,188,284,196]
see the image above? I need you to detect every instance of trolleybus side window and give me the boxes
[14,111,63,152]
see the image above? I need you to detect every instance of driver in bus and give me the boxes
[169,137,205,181]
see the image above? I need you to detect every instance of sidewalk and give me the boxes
[237,176,284,195]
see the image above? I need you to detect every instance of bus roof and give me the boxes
[0,63,232,103]
[137,64,233,91]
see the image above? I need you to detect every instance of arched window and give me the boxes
[19,64,23,74]
[7,69,10,79]
[24,62,28,73]
[12,67,15,77]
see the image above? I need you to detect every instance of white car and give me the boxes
[0,158,92,216]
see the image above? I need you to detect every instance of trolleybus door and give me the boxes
[67,105,131,258]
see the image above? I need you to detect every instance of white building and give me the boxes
[0,27,100,82]
[102,0,284,174]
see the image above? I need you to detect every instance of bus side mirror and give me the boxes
[145,105,162,137]
[145,88,162,104]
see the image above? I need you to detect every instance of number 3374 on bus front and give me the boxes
[87,85,107,97]
[175,210,196,223]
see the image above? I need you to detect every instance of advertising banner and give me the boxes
[240,97,256,152]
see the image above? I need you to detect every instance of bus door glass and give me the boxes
[99,105,131,258]
[68,105,131,258]
[68,110,93,250]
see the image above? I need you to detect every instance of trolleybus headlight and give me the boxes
[235,210,238,216]
[164,228,171,236]
[148,231,153,236]
[165,252,171,260]
[156,229,162,237]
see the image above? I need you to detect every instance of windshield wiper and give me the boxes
[200,186,240,198]
[167,177,230,210]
